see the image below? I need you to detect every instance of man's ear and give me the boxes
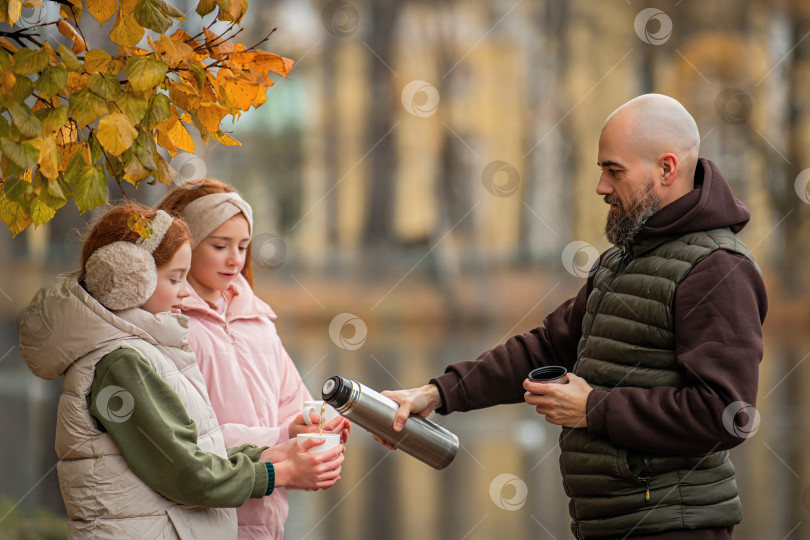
[659,153,679,186]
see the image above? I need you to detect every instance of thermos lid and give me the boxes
[322,376,353,405]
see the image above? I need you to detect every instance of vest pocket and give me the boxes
[618,448,652,502]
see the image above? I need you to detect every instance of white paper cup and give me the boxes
[297,433,340,454]
[302,400,340,426]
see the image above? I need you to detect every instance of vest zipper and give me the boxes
[573,250,633,372]
[638,455,652,502]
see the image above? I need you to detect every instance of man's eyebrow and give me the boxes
[598,160,624,168]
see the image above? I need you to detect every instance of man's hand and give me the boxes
[373,384,443,450]
[523,373,593,428]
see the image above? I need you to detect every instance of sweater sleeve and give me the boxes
[89,348,270,507]
[431,282,589,413]
[585,251,768,455]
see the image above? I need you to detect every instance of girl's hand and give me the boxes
[259,439,296,464]
[273,439,344,491]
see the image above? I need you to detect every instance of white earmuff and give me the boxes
[84,210,174,311]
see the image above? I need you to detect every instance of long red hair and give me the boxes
[156,179,254,288]
[81,204,191,274]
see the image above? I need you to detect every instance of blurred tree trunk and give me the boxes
[363,2,402,249]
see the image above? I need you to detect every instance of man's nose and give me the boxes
[596,173,613,196]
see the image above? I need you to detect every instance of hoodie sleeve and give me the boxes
[585,250,768,455]
[89,348,271,506]
[431,283,589,413]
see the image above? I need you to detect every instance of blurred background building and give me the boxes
[2,0,810,538]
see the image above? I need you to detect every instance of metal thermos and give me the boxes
[322,376,459,470]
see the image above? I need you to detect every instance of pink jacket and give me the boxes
[182,274,312,540]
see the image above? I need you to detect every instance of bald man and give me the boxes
[379,95,767,539]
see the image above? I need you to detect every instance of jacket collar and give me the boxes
[182,273,277,322]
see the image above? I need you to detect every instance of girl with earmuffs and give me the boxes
[157,180,351,540]
[18,204,344,540]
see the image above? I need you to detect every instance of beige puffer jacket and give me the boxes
[19,272,237,539]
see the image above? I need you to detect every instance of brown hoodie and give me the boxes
[431,158,768,539]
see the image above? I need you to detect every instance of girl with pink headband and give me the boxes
[158,180,351,540]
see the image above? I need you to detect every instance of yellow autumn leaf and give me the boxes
[84,48,114,74]
[87,0,117,26]
[57,19,88,53]
[210,130,241,147]
[203,27,237,58]
[166,119,194,153]
[96,112,138,156]
[66,71,88,92]
[0,70,16,100]
[30,137,59,180]
[109,0,145,47]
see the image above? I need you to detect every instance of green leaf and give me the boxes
[0,191,32,237]
[125,55,167,92]
[87,73,121,101]
[188,62,206,92]
[36,105,69,133]
[134,0,185,34]
[12,49,50,75]
[33,65,69,98]
[114,92,148,125]
[4,175,32,202]
[134,129,157,169]
[142,92,170,129]
[57,44,83,72]
[195,0,217,17]
[63,151,87,186]
[9,103,42,138]
[60,0,83,22]
[13,75,34,103]
[89,132,103,163]
[69,88,110,127]
[47,175,70,201]
[73,164,108,213]
[0,136,40,169]
[30,197,56,226]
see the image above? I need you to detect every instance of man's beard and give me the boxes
[604,181,662,248]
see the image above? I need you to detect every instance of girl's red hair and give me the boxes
[81,204,191,275]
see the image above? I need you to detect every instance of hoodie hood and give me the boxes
[632,158,751,255]
[19,271,189,380]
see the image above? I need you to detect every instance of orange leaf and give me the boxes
[66,71,88,92]
[220,76,259,110]
[57,141,89,169]
[42,42,60,65]
[152,34,193,69]
[155,125,177,157]
[0,70,16,100]
[170,29,206,62]
[0,38,18,53]
[197,102,229,131]
[57,20,88,54]
[168,81,201,112]
[203,27,236,58]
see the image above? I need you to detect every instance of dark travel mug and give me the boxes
[528,365,568,384]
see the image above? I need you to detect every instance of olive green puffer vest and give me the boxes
[561,227,757,539]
